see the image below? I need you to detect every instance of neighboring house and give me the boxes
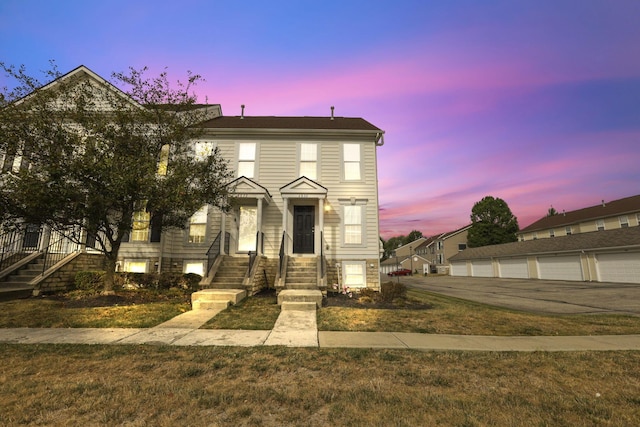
[380,237,427,275]
[1,66,386,295]
[449,226,640,284]
[412,226,470,274]
[517,195,640,241]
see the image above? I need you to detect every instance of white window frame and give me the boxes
[549,229,555,237]
[342,143,362,181]
[342,203,365,247]
[565,226,572,235]
[183,261,205,276]
[124,260,148,273]
[298,143,318,180]
[619,215,629,228]
[436,254,444,264]
[237,142,257,178]
[342,261,366,288]
[188,206,208,244]
[596,219,605,231]
[131,204,150,242]
[637,213,640,226]
[193,140,217,162]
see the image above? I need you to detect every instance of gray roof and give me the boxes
[450,226,640,261]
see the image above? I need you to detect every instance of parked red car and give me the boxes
[388,268,412,276]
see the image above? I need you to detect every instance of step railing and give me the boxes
[41,229,82,274]
[278,231,286,277]
[0,225,42,272]
[205,231,230,276]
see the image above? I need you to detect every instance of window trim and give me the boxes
[342,261,366,289]
[342,143,362,181]
[237,142,258,178]
[596,219,605,231]
[188,205,208,244]
[619,215,629,228]
[298,142,319,181]
[340,200,367,247]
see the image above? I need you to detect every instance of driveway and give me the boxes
[390,275,640,316]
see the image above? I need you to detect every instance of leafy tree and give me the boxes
[405,229,423,243]
[547,206,558,216]
[0,62,233,293]
[467,196,519,248]
[380,230,424,260]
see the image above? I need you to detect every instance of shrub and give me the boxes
[74,271,105,291]
[380,281,407,303]
[114,272,202,291]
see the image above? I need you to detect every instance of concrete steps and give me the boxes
[284,257,317,290]
[0,256,44,300]
[277,289,323,308]
[191,289,247,310]
[210,256,248,288]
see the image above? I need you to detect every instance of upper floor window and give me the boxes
[188,206,208,243]
[157,144,170,176]
[565,226,572,235]
[619,215,629,228]
[436,241,443,250]
[458,243,467,251]
[298,143,318,180]
[131,208,150,242]
[596,219,605,231]
[436,254,444,264]
[637,213,640,226]
[533,232,538,240]
[194,141,216,161]
[343,143,361,180]
[549,229,555,238]
[343,204,363,245]
[237,142,256,178]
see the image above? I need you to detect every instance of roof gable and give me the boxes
[280,176,327,197]
[228,176,273,203]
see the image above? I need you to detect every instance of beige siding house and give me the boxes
[517,195,640,241]
[1,66,385,296]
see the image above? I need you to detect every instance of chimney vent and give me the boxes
[602,199,606,207]
[563,210,566,216]
[330,106,335,120]
[241,104,245,119]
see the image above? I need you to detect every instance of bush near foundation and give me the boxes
[74,271,202,293]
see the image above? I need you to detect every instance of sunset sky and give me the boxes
[2,0,639,239]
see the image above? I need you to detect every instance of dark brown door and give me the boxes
[293,206,314,254]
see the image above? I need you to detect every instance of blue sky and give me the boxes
[2,0,639,238]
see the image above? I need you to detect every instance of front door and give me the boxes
[293,206,314,254]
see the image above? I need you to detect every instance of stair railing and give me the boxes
[41,228,82,274]
[0,225,41,272]
[206,231,222,276]
[278,231,286,277]
[320,231,327,281]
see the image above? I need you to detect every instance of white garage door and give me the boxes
[538,255,583,281]
[597,252,640,284]
[450,262,467,277]
[471,260,493,277]
[499,258,529,279]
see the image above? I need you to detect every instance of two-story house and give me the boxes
[517,195,640,241]
[1,66,385,297]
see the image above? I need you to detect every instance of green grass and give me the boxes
[316,288,640,336]
[201,292,280,330]
[0,290,190,328]
[1,344,639,426]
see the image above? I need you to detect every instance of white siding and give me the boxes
[597,252,640,284]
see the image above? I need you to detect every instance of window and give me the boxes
[637,213,640,226]
[436,241,443,250]
[343,262,366,288]
[549,229,555,238]
[299,143,317,180]
[237,142,256,178]
[184,262,204,276]
[436,254,444,264]
[533,233,538,240]
[565,226,572,235]
[188,206,208,243]
[596,219,605,231]
[131,205,150,242]
[343,205,362,245]
[157,144,170,176]
[343,143,361,180]
[194,141,216,161]
[124,260,147,273]
[458,243,467,251]
[619,215,629,228]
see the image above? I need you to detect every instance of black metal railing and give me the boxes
[41,231,82,274]
[320,231,327,280]
[205,231,230,276]
[278,231,286,277]
[0,225,42,272]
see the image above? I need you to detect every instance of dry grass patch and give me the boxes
[201,290,280,330]
[1,344,639,426]
[317,288,640,335]
[0,290,190,328]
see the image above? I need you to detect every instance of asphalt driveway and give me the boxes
[391,275,640,316]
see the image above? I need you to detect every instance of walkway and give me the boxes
[1,308,640,351]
